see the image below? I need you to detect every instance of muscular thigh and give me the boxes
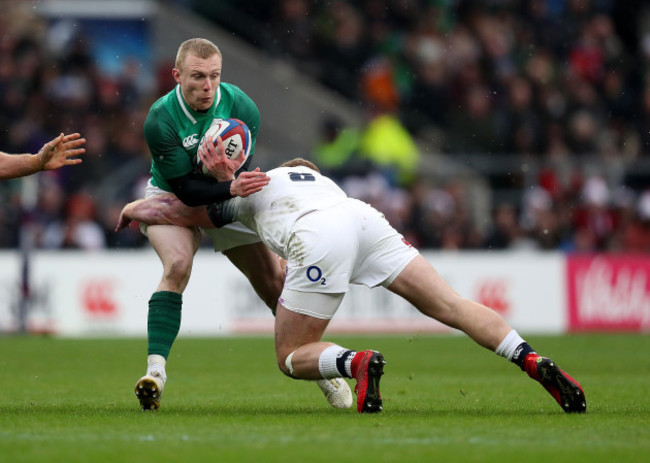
[387,254,461,317]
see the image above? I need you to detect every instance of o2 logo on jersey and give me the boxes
[306,265,326,285]
[289,172,315,182]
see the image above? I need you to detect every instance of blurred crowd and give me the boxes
[197,0,650,252]
[1,0,649,252]
[0,1,152,249]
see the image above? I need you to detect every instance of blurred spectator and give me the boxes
[313,1,370,100]
[30,175,66,248]
[404,177,484,250]
[483,203,524,250]
[268,0,318,71]
[572,175,617,249]
[619,190,650,252]
[311,116,367,182]
[43,192,106,250]
[406,179,454,248]
[101,201,147,248]
[447,83,503,154]
[357,111,420,187]
[499,75,545,155]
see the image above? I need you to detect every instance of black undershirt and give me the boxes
[166,155,253,207]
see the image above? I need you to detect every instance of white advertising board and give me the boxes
[0,250,566,337]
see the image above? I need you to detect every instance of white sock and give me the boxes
[146,354,167,380]
[318,345,347,379]
[495,330,526,361]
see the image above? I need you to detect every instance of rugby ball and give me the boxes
[197,118,251,175]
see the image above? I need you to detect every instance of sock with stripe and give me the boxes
[495,329,536,370]
[318,345,368,379]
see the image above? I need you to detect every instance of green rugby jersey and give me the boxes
[144,82,260,192]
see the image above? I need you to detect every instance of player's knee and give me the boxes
[278,350,296,378]
[163,255,193,284]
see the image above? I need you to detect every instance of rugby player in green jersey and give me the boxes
[134,38,352,411]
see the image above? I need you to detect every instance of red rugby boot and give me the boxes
[524,354,586,413]
[352,350,386,413]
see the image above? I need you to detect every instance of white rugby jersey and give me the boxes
[236,165,347,257]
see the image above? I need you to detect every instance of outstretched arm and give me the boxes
[0,133,85,180]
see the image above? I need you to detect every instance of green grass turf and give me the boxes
[0,334,648,462]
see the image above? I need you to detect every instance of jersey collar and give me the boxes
[175,84,222,125]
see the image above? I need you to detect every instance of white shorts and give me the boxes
[142,180,262,252]
[279,198,419,319]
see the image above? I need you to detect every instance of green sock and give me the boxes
[147,291,182,359]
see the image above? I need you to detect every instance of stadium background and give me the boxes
[0,0,648,335]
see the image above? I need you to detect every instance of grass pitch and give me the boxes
[0,334,648,462]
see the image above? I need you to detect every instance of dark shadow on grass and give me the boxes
[0,402,602,418]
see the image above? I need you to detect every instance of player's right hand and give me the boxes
[38,133,86,171]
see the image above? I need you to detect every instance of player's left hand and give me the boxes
[37,133,86,171]
[231,167,269,198]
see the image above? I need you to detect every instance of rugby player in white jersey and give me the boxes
[118,154,587,414]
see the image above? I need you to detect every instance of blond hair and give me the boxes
[279,158,321,173]
[175,38,222,70]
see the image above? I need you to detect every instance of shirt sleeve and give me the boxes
[167,173,234,207]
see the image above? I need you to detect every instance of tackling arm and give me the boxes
[115,194,240,232]
[115,194,215,231]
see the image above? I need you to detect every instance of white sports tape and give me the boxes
[285,350,296,376]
